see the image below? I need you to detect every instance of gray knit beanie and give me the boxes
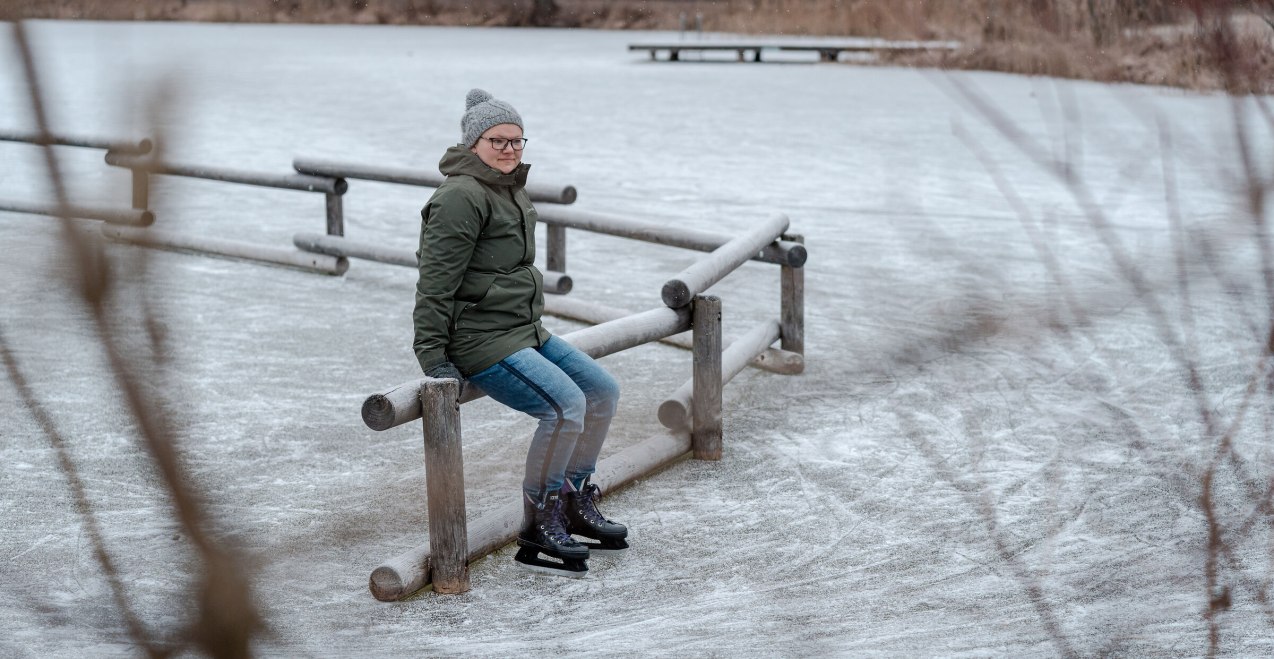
[461,88,523,148]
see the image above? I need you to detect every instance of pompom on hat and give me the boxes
[461,88,523,148]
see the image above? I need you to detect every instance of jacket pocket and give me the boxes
[451,272,496,332]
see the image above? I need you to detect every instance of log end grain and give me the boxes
[543,271,573,295]
[785,243,808,268]
[560,185,577,205]
[369,565,407,602]
[657,399,690,431]
[661,279,691,309]
[361,393,394,431]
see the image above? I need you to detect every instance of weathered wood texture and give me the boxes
[546,224,566,273]
[535,206,806,268]
[362,305,692,431]
[662,214,790,308]
[294,232,416,267]
[325,192,344,236]
[0,199,154,226]
[290,232,572,294]
[292,157,577,205]
[369,428,691,601]
[692,296,723,460]
[420,378,469,594]
[543,296,802,375]
[101,225,349,275]
[131,168,149,210]
[0,129,151,153]
[781,233,805,356]
[659,319,781,431]
[105,152,347,195]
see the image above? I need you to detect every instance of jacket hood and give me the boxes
[438,144,530,187]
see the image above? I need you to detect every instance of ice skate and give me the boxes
[515,492,589,578]
[562,477,628,555]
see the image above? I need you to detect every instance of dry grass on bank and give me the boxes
[6,1,1273,93]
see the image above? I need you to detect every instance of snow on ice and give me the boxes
[2,20,1273,657]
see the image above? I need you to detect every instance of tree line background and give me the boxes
[6,0,1272,91]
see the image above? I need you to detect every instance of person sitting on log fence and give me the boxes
[412,89,628,579]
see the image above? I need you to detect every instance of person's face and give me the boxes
[470,123,524,174]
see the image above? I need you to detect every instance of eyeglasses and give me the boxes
[480,137,527,151]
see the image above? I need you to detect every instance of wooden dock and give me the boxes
[628,41,958,63]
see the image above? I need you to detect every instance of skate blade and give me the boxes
[515,561,588,579]
[577,538,629,556]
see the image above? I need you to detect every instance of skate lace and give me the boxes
[543,499,576,544]
[578,484,610,524]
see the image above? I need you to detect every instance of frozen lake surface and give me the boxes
[2,20,1274,657]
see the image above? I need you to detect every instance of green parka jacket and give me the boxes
[412,146,550,376]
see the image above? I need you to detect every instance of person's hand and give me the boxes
[424,361,467,398]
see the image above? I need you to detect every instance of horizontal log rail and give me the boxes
[101,225,349,276]
[293,156,577,206]
[543,295,802,375]
[659,319,781,431]
[370,427,691,601]
[105,152,347,195]
[291,232,572,294]
[0,199,154,227]
[361,305,692,432]
[661,214,790,308]
[0,129,152,154]
[534,206,806,268]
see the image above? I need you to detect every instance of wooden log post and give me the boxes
[661,214,790,308]
[691,295,722,460]
[420,377,469,594]
[131,167,149,211]
[780,233,805,358]
[370,427,691,601]
[546,224,566,274]
[325,191,344,236]
[659,319,780,431]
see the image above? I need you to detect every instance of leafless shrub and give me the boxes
[919,3,1274,654]
[1,19,263,659]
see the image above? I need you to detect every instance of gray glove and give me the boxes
[424,361,467,398]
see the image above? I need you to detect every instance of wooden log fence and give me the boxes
[659,318,782,432]
[661,214,790,308]
[535,206,806,268]
[0,199,154,227]
[291,232,573,295]
[101,224,348,275]
[293,156,578,206]
[371,426,691,601]
[364,211,805,601]
[0,131,153,226]
[366,304,703,600]
[540,295,802,375]
[362,305,693,432]
[0,129,152,154]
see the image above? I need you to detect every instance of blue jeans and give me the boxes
[468,336,620,502]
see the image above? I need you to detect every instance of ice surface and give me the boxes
[2,20,1274,657]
